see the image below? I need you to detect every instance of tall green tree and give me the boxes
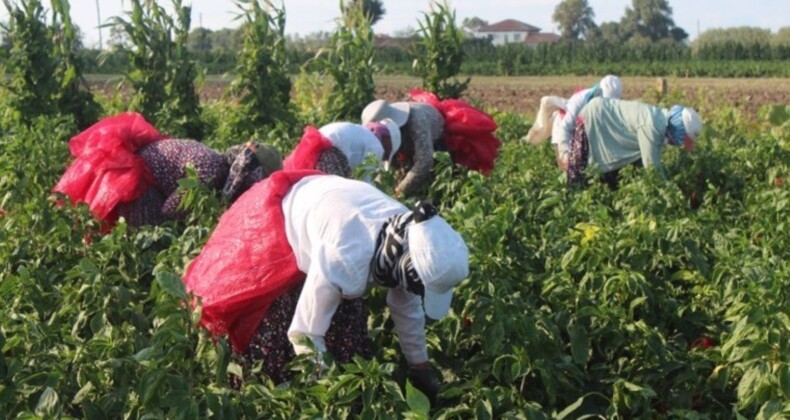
[773,27,790,46]
[552,0,596,41]
[346,0,385,25]
[461,17,488,33]
[620,0,687,42]
[586,21,623,44]
[187,27,213,52]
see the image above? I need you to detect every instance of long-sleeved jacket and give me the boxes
[551,87,596,162]
[580,98,670,176]
[282,175,429,365]
[396,103,444,196]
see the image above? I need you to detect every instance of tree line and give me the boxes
[1,0,788,78]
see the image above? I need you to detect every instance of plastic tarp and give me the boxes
[282,127,333,171]
[410,89,501,175]
[53,112,162,222]
[183,170,322,353]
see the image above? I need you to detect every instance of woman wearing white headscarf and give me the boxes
[524,75,624,169]
[183,172,469,403]
[361,90,501,197]
[282,120,401,179]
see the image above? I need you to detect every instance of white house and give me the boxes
[475,19,560,46]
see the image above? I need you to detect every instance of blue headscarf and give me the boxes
[582,84,601,105]
[666,105,686,146]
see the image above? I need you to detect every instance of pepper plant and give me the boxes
[412,0,470,99]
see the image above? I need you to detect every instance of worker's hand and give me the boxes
[408,363,440,406]
[557,157,569,171]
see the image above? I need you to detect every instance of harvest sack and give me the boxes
[409,89,501,175]
[282,127,334,171]
[183,170,320,352]
[53,112,162,223]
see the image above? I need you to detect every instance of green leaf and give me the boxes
[172,398,199,420]
[569,323,590,366]
[34,387,59,418]
[405,380,430,417]
[778,364,790,399]
[227,362,243,379]
[140,370,166,407]
[755,399,783,420]
[156,271,187,299]
[71,382,94,404]
[474,398,493,420]
[557,395,585,419]
[623,381,656,398]
[133,347,156,363]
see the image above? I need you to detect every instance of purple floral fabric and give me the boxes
[231,282,372,385]
[117,139,229,226]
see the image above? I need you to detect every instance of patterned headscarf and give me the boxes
[364,121,393,161]
[222,141,282,201]
[666,105,686,146]
[370,201,438,296]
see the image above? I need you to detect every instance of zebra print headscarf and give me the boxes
[371,201,438,295]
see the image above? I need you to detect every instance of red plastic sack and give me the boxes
[53,112,162,222]
[410,89,501,175]
[282,127,333,171]
[183,170,322,353]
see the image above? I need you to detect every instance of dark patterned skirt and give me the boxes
[566,122,642,190]
[231,282,372,385]
[567,121,590,187]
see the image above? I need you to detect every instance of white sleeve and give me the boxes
[556,90,590,157]
[288,260,342,357]
[387,287,428,365]
[550,112,569,161]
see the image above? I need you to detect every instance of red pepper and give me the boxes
[691,336,715,349]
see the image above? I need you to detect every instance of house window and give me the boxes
[504,34,510,43]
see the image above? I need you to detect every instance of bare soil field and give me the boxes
[373,75,790,118]
[88,75,790,120]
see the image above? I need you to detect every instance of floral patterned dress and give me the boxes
[116,139,229,226]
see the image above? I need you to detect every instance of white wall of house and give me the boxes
[477,31,530,46]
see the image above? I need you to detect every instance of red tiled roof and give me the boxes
[478,19,540,33]
[524,32,561,45]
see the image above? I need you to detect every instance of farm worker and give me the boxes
[53,112,282,228]
[183,172,469,403]
[567,98,703,188]
[524,75,623,170]
[361,89,502,196]
[282,120,401,178]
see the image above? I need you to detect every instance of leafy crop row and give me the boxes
[1,94,788,418]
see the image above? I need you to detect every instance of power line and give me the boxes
[96,0,103,50]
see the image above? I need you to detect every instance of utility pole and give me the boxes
[96,0,103,50]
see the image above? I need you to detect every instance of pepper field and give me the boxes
[1,70,789,418]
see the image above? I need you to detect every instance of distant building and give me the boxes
[475,19,560,47]
[523,32,561,47]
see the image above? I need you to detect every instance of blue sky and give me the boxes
[3,0,788,48]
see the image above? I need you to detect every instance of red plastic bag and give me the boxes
[282,127,333,171]
[409,89,501,175]
[183,170,322,353]
[53,112,162,222]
